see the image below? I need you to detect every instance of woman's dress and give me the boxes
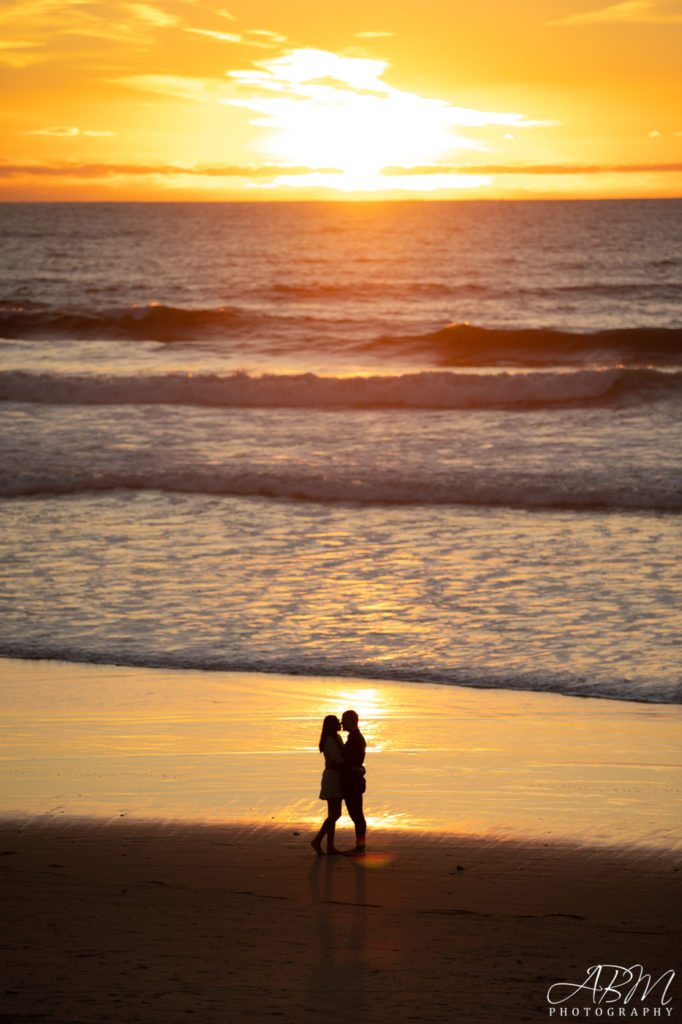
[319,735,344,800]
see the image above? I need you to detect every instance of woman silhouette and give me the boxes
[311,714,344,855]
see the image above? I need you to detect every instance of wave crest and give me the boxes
[397,323,682,367]
[2,302,681,368]
[4,461,681,512]
[0,302,250,340]
[1,366,679,411]
[0,644,677,704]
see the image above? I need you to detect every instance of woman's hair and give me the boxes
[319,714,341,752]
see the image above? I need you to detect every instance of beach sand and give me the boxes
[1,819,680,1024]
[1,658,681,1022]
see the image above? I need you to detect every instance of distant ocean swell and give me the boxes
[0,302,252,340]
[406,324,682,368]
[1,303,681,366]
[4,464,680,512]
[1,366,679,410]
[0,642,677,705]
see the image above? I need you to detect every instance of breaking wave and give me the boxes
[0,302,253,340]
[392,323,682,367]
[1,301,681,368]
[1,365,679,410]
[4,461,681,512]
[0,644,678,704]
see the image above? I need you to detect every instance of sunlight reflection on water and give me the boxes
[1,660,680,851]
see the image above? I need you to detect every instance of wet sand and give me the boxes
[0,657,681,1022]
[1,818,680,1024]
[1,658,680,847]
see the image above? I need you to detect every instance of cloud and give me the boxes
[274,171,492,192]
[549,0,682,24]
[0,162,341,179]
[224,48,550,181]
[354,31,395,38]
[185,26,287,48]
[118,48,549,179]
[0,0,186,59]
[380,162,682,174]
[25,126,80,137]
[0,39,41,63]
[281,160,682,192]
[125,3,180,28]
[4,161,678,191]
[248,30,288,42]
[0,39,37,47]
[25,126,117,137]
[230,50,392,91]
[185,27,245,44]
[0,2,84,60]
[116,73,231,103]
[0,0,75,23]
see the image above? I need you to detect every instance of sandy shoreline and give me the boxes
[1,657,681,1021]
[1,658,680,849]
[1,817,680,1024]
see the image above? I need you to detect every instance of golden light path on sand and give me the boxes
[0,658,680,852]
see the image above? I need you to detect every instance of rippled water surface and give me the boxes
[1,200,681,704]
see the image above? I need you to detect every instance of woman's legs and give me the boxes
[325,798,342,852]
[311,798,342,854]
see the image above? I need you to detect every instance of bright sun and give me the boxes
[226,49,540,193]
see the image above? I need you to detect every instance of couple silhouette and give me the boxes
[311,710,366,857]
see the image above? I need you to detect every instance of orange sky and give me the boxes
[1,0,681,200]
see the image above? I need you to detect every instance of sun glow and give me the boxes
[226,49,539,193]
[2,0,680,200]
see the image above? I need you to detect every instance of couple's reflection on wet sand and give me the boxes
[307,855,369,1022]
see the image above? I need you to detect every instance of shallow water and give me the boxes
[1,492,680,702]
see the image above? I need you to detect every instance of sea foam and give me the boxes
[1,366,678,409]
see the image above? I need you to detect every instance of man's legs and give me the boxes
[344,793,366,851]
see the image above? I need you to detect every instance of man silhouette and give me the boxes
[341,709,366,856]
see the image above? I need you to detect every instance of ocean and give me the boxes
[1,199,681,705]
